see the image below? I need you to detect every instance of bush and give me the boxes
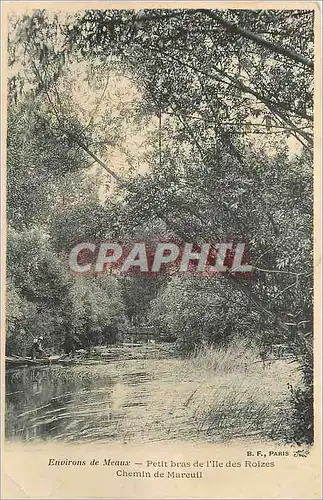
[287,382,313,444]
[286,332,314,445]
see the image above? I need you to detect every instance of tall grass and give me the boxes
[183,340,301,442]
[187,339,261,373]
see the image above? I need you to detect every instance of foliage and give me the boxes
[7,102,87,230]
[67,8,313,148]
[67,276,126,350]
[149,277,271,355]
[6,229,70,354]
[6,230,126,355]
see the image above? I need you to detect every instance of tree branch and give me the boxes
[198,9,314,69]
[149,46,313,146]
[134,9,313,69]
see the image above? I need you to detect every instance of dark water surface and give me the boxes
[5,363,151,442]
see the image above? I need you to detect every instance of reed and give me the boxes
[183,340,300,442]
[187,339,260,373]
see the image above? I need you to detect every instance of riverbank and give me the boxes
[6,347,299,444]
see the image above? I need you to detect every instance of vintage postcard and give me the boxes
[1,1,322,498]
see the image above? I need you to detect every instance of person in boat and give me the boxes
[30,336,44,359]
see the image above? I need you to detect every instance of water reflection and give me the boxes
[5,366,128,442]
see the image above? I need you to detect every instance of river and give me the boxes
[5,346,294,444]
[5,343,182,443]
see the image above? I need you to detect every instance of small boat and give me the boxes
[5,355,62,367]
